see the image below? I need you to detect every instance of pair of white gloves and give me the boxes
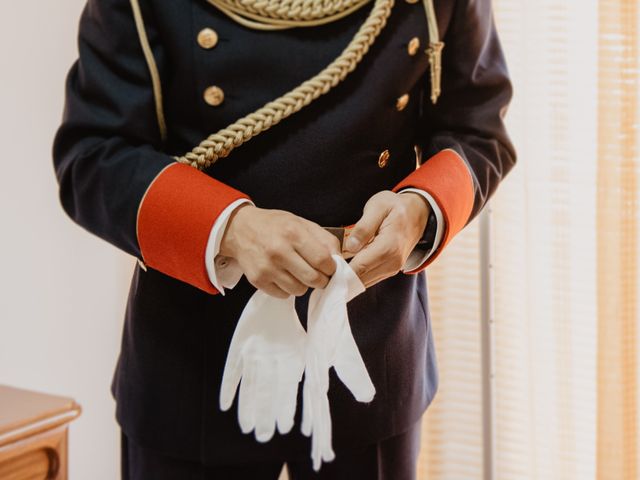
[219,254,376,471]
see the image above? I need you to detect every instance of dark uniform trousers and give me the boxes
[121,421,422,480]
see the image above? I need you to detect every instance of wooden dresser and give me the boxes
[0,385,81,480]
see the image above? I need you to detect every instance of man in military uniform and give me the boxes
[53,0,516,477]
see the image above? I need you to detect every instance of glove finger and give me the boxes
[302,349,327,436]
[253,357,277,443]
[219,349,244,412]
[238,356,257,434]
[333,322,376,403]
[307,382,337,472]
[318,387,336,464]
[220,292,266,411]
[310,359,330,471]
[219,349,244,411]
[311,396,322,472]
[276,359,302,435]
[301,370,313,437]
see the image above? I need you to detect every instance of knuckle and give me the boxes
[383,190,397,201]
[383,243,403,263]
[271,289,289,299]
[391,255,404,271]
[309,271,327,289]
[254,268,272,285]
[319,254,337,275]
[264,242,284,261]
[250,276,266,291]
[319,275,331,288]
[390,247,405,269]
[394,204,411,224]
[379,242,395,257]
[325,235,341,254]
[354,259,371,274]
[294,284,309,297]
[373,190,391,203]
[281,223,299,240]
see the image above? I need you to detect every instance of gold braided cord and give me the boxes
[175,0,394,170]
[207,0,376,30]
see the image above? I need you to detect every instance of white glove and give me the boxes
[301,254,376,471]
[219,290,306,442]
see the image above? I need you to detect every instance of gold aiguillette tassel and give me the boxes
[426,41,444,104]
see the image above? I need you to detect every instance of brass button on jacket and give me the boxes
[197,28,219,49]
[396,93,409,111]
[407,37,420,56]
[378,149,390,168]
[204,85,225,106]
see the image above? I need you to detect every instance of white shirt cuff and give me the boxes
[205,198,254,295]
[398,188,445,272]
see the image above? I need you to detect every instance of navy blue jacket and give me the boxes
[52,0,516,466]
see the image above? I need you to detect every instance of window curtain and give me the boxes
[418,1,639,479]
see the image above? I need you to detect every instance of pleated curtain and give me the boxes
[418,1,639,479]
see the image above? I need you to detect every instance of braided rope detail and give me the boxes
[175,0,394,170]
[209,0,373,27]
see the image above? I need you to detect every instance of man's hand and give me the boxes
[219,204,342,298]
[345,191,431,288]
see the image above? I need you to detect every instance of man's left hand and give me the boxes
[345,190,431,288]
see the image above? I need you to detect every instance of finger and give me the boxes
[299,219,342,255]
[272,267,310,297]
[312,386,334,471]
[311,384,324,471]
[282,249,331,290]
[301,371,313,437]
[347,237,391,282]
[219,294,266,410]
[275,379,298,435]
[296,223,341,278]
[356,256,403,289]
[302,351,324,438]
[344,194,393,254]
[333,323,376,403]
[219,320,251,411]
[238,358,257,434]
[219,350,243,411]
[318,391,335,464]
[259,280,293,299]
[275,357,302,434]
[314,362,333,468]
[254,358,277,443]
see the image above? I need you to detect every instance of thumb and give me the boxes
[344,199,388,254]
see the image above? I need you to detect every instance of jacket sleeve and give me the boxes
[391,0,517,273]
[52,0,250,294]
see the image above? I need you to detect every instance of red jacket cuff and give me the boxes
[136,163,251,294]
[391,148,474,273]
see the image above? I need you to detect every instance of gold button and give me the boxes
[378,149,390,168]
[197,28,219,49]
[204,85,225,106]
[396,93,410,111]
[405,0,419,4]
[407,37,420,56]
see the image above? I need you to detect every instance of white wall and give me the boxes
[0,2,132,478]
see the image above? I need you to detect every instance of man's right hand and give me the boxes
[219,204,341,299]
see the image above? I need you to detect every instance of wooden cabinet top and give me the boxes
[0,385,81,448]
